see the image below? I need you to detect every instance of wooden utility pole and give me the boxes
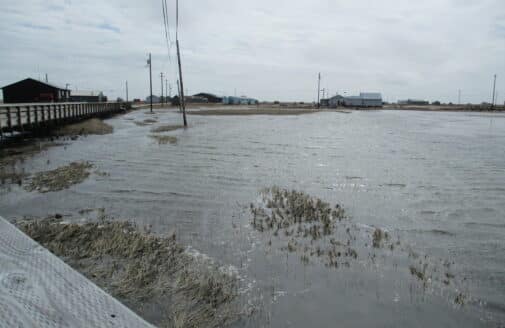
[160,72,164,105]
[126,81,129,102]
[165,78,168,103]
[148,53,153,113]
[492,74,497,109]
[317,73,321,109]
[176,0,187,126]
[176,79,181,112]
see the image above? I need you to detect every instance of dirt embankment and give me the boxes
[24,161,93,193]
[188,108,322,116]
[17,217,243,328]
[56,118,113,136]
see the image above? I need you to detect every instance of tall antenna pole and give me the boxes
[491,74,497,109]
[160,72,164,105]
[317,73,321,109]
[148,53,153,113]
[176,0,187,126]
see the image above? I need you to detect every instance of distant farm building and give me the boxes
[329,95,344,108]
[185,96,208,103]
[171,95,208,106]
[1,78,70,104]
[193,93,223,103]
[398,99,429,105]
[223,96,258,105]
[70,91,107,103]
[146,95,161,103]
[343,93,383,107]
[320,98,330,107]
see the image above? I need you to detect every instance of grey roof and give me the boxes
[360,92,382,100]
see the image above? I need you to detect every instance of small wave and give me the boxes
[464,222,505,229]
[381,183,407,188]
[406,229,455,236]
[345,176,363,180]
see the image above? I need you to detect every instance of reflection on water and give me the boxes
[1,109,505,327]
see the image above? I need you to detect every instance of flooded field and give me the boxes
[1,107,505,327]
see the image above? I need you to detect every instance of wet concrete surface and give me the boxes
[1,107,505,327]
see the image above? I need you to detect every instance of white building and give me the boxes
[343,93,383,107]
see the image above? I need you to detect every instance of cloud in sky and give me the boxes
[0,0,504,103]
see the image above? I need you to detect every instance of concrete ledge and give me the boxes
[0,216,154,328]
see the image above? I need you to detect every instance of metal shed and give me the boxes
[343,93,382,108]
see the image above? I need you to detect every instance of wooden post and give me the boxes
[16,106,22,131]
[176,40,187,126]
[34,105,39,125]
[6,107,12,132]
[0,110,3,139]
[27,106,32,126]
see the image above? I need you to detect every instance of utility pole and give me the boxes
[126,80,129,102]
[176,79,181,112]
[147,53,153,113]
[317,73,321,109]
[176,0,187,126]
[458,89,461,105]
[169,83,172,98]
[322,88,326,100]
[491,74,497,109]
[165,78,168,103]
[160,72,164,105]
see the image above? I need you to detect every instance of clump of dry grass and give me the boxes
[372,228,389,248]
[24,161,93,193]
[250,187,356,268]
[150,135,178,145]
[56,118,113,136]
[151,124,186,133]
[17,217,241,328]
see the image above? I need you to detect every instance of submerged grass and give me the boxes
[150,135,178,145]
[17,217,242,328]
[56,118,113,136]
[24,161,93,193]
[151,125,186,133]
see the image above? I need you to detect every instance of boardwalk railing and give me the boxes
[0,102,124,138]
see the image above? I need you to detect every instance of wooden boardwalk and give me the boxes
[0,216,154,328]
[0,102,125,138]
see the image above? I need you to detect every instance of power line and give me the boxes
[161,0,172,63]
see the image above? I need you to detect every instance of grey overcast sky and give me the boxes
[1,0,504,103]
